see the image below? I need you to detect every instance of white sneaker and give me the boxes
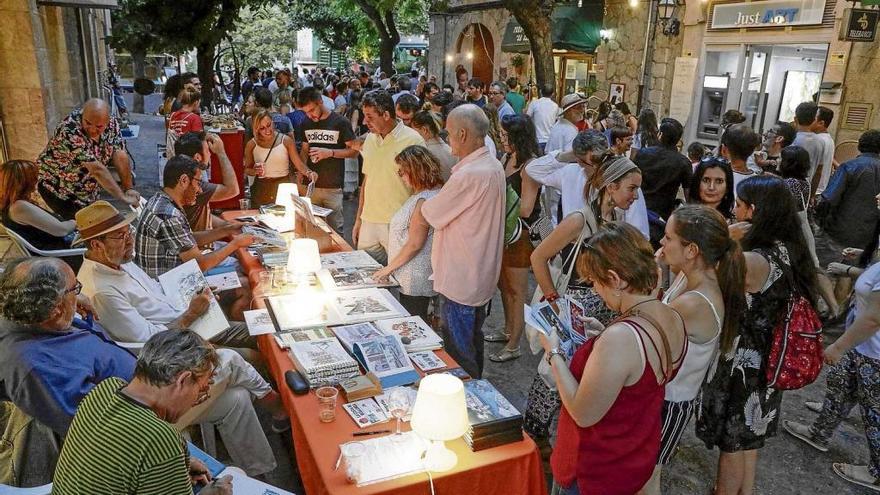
[783,420,829,452]
[805,401,823,413]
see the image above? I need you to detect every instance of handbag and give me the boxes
[526,207,597,389]
[764,248,824,390]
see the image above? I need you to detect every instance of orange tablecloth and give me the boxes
[222,211,548,495]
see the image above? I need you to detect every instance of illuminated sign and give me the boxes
[711,0,826,29]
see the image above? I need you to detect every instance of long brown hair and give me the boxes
[671,205,746,354]
[395,145,444,191]
[0,160,38,212]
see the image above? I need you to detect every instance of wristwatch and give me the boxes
[547,348,565,365]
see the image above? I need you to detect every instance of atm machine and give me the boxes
[696,75,730,141]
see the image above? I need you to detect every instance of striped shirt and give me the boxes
[52,377,192,495]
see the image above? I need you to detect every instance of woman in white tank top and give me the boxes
[244,110,318,206]
[641,205,747,495]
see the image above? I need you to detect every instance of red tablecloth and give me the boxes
[222,211,548,495]
[210,129,245,210]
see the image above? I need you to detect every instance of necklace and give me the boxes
[620,297,658,317]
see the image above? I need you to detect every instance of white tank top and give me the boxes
[253,135,290,179]
[662,274,722,403]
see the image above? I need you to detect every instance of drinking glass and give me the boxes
[316,386,338,423]
[387,388,412,442]
[238,198,250,210]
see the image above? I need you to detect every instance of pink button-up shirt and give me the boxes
[421,146,506,306]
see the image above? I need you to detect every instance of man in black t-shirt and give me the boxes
[295,87,357,232]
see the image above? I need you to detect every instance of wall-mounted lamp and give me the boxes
[445,54,453,62]
[466,51,474,60]
[599,29,611,43]
[629,0,638,7]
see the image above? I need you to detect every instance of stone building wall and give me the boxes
[428,4,523,87]
[0,0,107,160]
[595,0,684,115]
[836,39,880,143]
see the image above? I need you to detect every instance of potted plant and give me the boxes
[511,54,525,76]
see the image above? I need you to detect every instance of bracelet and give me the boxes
[330,150,335,158]
[547,348,565,365]
[846,266,853,276]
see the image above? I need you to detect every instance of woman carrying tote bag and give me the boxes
[523,154,644,444]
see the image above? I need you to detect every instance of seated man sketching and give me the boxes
[0,257,281,476]
[76,201,255,351]
[52,331,233,494]
[134,155,256,320]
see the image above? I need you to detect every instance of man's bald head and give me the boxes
[445,104,489,158]
[81,98,110,140]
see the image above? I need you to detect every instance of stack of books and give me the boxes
[287,337,360,387]
[374,316,443,352]
[462,379,524,451]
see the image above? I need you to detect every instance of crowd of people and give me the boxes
[1,59,880,495]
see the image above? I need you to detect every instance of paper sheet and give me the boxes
[243,309,275,336]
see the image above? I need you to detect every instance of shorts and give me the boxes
[502,233,533,269]
[657,398,698,465]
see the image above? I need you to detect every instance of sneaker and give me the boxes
[489,347,521,363]
[783,420,828,452]
[805,401,823,413]
[833,463,880,492]
[483,331,510,343]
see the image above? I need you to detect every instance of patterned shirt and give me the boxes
[52,377,192,495]
[37,108,126,208]
[135,191,197,278]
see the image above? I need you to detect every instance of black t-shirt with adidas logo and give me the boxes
[295,112,355,188]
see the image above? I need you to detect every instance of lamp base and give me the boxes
[423,440,457,472]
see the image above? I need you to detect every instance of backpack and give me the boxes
[764,249,824,390]
[504,183,522,246]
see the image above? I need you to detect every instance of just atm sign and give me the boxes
[711,0,827,29]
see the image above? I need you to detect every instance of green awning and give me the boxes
[501,4,603,54]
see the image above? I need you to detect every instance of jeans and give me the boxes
[439,295,488,378]
[550,481,580,495]
[310,187,344,233]
[810,349,880,477]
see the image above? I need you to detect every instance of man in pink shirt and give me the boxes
[421,105,506,378]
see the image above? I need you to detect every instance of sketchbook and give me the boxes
[351,335,420,388]
[157,259,229,341]
[287,337,360,387]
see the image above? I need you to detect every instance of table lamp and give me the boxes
[286,238,323,321]
[410,374,469,472]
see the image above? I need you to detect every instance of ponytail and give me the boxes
[716,237,746,354]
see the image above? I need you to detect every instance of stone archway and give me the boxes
[455,23,495,87]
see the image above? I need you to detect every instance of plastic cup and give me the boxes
[316,386,338,423]
[341,441,366,484]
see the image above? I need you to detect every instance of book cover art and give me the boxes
[289,338,357,372]
[463,379,522,430]
[333,322,384,352]
[333,288,405,323]
[342,398,390,428]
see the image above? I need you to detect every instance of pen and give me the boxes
[353,429,391,437]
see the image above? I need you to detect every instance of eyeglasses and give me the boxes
[487,91,502,96]
[66,281,83,296]
[104,225,134,241]
[762,130,777,138]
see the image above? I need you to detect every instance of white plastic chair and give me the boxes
[0,226,85,258]
[0,484,53,495]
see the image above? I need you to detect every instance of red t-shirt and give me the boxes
[168,111,203,136]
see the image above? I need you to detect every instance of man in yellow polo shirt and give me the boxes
[353,90,425,263]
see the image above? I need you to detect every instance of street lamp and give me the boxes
[657,0,676,21]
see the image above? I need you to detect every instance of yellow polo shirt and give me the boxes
[360,122,425,224]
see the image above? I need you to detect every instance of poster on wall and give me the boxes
[777,70,822,123]
[609,83,625,104]
[668,57,699,125]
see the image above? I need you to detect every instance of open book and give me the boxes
[157,259,229,341]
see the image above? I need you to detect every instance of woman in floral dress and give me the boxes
[697,175,819,494]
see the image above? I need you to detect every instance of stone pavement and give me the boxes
[123,103,872,494]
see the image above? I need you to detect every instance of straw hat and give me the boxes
[72,201,136,246]
[558,93,588,115]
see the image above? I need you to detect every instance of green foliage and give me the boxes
[224,6,297,68]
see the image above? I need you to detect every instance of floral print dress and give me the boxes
[696,244,793,452]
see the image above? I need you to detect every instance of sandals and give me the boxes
[489,347,521,363]
[833,463,880,492]
[483,331,510,343]
[783,420,828,452]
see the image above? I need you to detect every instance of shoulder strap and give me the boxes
[558,208,596,285]
[687,290,722,334]
[628,310,677,385]
[262,133,280,163]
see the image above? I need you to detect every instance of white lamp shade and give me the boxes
[287,238,321,275]
[275,183,299,208]
[410,374,469,441]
